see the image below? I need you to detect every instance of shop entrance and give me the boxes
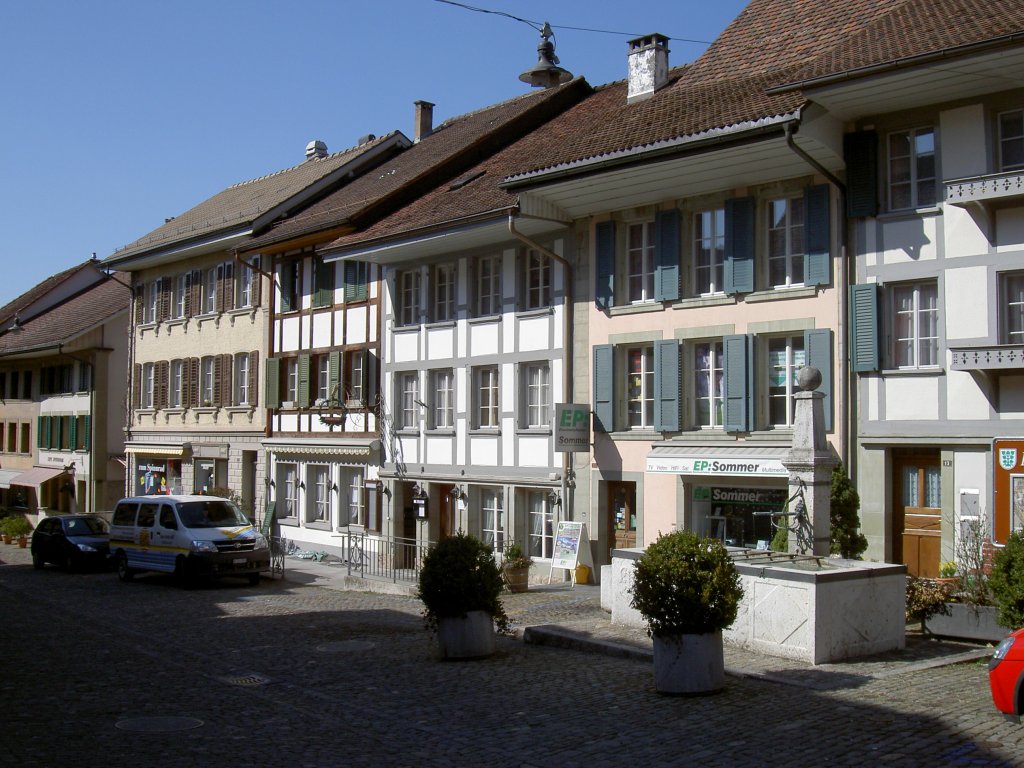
[608,482,636,556]
[893,452,942,578]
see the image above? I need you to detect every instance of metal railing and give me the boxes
[337,532,429,584]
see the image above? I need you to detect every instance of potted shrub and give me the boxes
[501,541,532,593]
[417,532,511,660]
[990,531,1024,631]
[1,515,32,547]
[629,530,743,695]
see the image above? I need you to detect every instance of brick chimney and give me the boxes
[414,100,435,142]
[627,34,670,104]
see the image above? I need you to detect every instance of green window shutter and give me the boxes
[593,345,614,433]
[724,197,755,294]
[83,415,91,450]
[51,416,60,449]
[850,284,881,372]
[654,339,680,432]
[805,329,834,432]
[314,259,333,308]
[280,262,295,313]
[344,261,367,302]
[69,416,78,449]
[328,351,341,401]
[595,221,616,310]
[37,415,46,449]
[297,354,311,408]
[804,184,831,287]
[723,334,754,433]
[265,357,281,409]
[654,209,680,302]
[845,130,879,218]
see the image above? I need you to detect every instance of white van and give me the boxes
[109,495,270,586]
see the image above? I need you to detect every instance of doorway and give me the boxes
[893,452,941,578]
[608,481,637,557]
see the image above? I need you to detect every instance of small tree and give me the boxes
[990,531,1024,629]
[830,464,867,559]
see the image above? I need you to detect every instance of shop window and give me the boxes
[307,465,331,523]
[194,459,226,494]
[277,463,298,519]
[527,490,554,559]
[480,488,504,552]
[343,469,365,526]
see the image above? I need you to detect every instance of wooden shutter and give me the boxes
[850,283,881,372]
[595,221,616,310]
[804,184,831,287]
[155,361,169,410]
[344,261,367,302]
[724,197,755,294]
[314,259,333,308]
[159,277,172,321]
[69,416,78,449]
[134,285,144,325]
[845,130,879,218]
[37,415,47,449]
[723,334,753,433]
[248,351,259,406]
[219,262,235,311]
[593,344,614,432]
[297,353,311,408]
[83,415,91,450]
[805,329,834,432]
[132,363,142,411]
[654,339,680,432]
[264,357,280,408]
[328,351,341,402]
[250,256,262,307]
[280,261,294,313]
[654,209,680,302]
[218,354,233,406]
[188,270,202,317]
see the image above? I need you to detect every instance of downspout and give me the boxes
[783,123,851,471]
[102,268,136,498]
[507,213,575,532]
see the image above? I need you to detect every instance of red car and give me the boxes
[989,627,1024,723]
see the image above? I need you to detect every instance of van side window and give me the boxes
[112,503,138,526]
[138,503,158,528]
[159,507,178,530]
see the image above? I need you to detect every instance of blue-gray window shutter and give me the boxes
[850,284,880,372]
[723,334,753,432]
[593,345,614,433]
[724,197,755,294]
[654,210,680,302]
[595,221,616,310]
[844,130,878,218]
[654,339,680,432]
[804,329,833,432]
[804,184,831,287]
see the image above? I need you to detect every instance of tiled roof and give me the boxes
[0,274,130,356]
[107,133,399,261]
[240,80,590,253]
[0,260,96,332]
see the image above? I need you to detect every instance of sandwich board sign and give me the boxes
[550,520,587,584]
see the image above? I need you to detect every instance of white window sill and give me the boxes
[879,366,945,376]
[609,302,663,316]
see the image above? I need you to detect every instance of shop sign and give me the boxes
[554,404,590,453]
[993,437,1024,544]
[647,455,788,477]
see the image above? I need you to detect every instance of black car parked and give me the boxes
[31,515,111,571]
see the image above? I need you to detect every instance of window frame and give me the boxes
[396,269,421,326]
[431,263,456,323]
[397,372,419,431]
[521,361,551,430]
[693,208,725,296]
[474,365,500,429]
[1001,271,1024,345]
[169,360,183,408]
[527,490,555,559]
[625,346,655,430]
[998,109,1024,172]
[430,368,455,430]
[766,195,806,288]
[233,352,250,406]
[475,254,502,317]
[625,220,656,304]
[890,280,940,370]
[277,462,299,519]
[200,357,215,405]
[766,335,806,428]
[307,464,331,524]
[520,249,551,311]
[694,340,725,429]
[480,487,504,552]
[141,362,155,409]
[887,126,937,211]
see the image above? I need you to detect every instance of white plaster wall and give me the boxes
[881,217,938,264]
[340,306,369,345]
[279,413,299,432]
[397,435,419,465]
[468,322,499,356]
[946,369,991,420]
[469,436,498,466]
[425,436,454,466]
[517,315,550,351]
[392,331,419,363]
[518,436,550,467]
[943,206,989,259]
[939,104,987,179]
[867,376,880,421]
[1001,381,1024,418]
[945,266,990,340]
[280,316,301,353]
[955,452,989,525]
[426,325,455,360]
[311,313,331,349]
[885,376,940,420]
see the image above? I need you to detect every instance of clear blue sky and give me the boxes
[0,0,748,303]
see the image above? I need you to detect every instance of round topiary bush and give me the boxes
[990,531,1024,630]
[630,530,743,637]
[417,532,510,634]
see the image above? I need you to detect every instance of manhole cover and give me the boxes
[219,673,272,686]
[115,716,204,733]
[317,640,376,653]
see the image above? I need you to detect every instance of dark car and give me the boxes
[989,627,1024,723]
[31,515,111,571]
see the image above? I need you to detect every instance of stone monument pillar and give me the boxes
[782,367,837,556]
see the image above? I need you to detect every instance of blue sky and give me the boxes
[0,0,748,302]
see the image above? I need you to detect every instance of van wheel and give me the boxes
[116,552,134,582]
[175,558,198,589]
[248,573,261,586]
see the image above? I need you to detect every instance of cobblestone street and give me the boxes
[1,546,1022,768]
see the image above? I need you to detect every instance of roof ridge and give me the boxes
[431,77,585,131]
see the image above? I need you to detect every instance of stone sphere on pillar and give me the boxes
[797,366,822,392]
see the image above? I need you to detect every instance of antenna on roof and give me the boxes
[519,22,572,88]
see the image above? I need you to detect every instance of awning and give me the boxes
[646,444,790,478]
[0,469,22,489]
[124,443,187,457]
[10,466,66,489]
[263,437,380,458]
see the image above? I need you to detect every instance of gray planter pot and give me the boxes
[924,603,1010,643]
[436,611,496,660]
[652,631,725,695]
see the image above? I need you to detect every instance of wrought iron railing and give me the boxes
[336,532,429,584]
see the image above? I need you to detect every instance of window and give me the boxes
[78,362,92,393]
[767,336,806,428]
[6,423,15,453]
[522,362,550,429]
[527,490,554,558]
[521,250,550,310]
[204,267,218,314]
[695,341,724,428]
[694,209,725,295]
[892,281,939,368]
[280,259,300,313]
[169,360,183,408]
[74,415,87,451]
[283,358,299,404]
[200,357,215,405]
[888,127,936,210]
[397,269,421,326]
[307,465,330,523]
[233,353,250,405]
[345,469,364,526]
[145,281,159,323]
[474,366,499,429]
[277,463,298,518]
[141,363,155,409]
[19,422,30,454]
[475,254,501,316]
[397,372,419,430]
[1002,272,1024,344]
[480,488,504,551]
[316,355,332,404]
[345,351,366,404]
[237,255,259,308]
[343,260,368,302]
[626,347,654,429]
[173,274,188,318]
[430,369,454,429]
[627,221,656,303]
[432,263,456,322]
[1000,110,1024,172]
[767,197,805,287]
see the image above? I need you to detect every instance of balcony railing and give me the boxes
[949,344,1024,371]
[946,171,1024,207]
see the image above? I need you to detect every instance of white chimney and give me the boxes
[627,34,670,104]
[414,100,435,142]
[305,139,328,160]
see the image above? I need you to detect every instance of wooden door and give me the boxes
[608,482,636,556]
[894,454,942,578]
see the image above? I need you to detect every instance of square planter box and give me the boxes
[924,603,1010,643]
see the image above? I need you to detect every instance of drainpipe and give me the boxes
[507,213,575,530]
[783,123,852,472]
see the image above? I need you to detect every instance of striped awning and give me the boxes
[10,466,66,489]
[263,438,380,457]
[124,443,187,457]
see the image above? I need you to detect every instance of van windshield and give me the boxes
[177,501,249,528]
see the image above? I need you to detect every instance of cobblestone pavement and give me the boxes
[2,544,1022,768]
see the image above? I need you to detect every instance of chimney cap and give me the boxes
[628,33,670,52]
[305,139,328,160]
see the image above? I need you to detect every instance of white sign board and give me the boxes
[646,455,788,477]
[551,520,584,570]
